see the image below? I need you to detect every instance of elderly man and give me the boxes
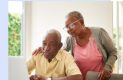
[27,29,82,80]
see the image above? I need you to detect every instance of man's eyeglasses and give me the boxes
[63,19,81,31]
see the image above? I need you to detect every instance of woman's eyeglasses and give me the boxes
[63,19,81,31]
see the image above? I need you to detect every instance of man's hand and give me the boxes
[30,75,47,80]
[32,47,43,55]
[99,69,111,80]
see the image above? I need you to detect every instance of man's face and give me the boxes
[65,16,83,37]
[42,33,60,60]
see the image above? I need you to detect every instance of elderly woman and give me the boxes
[63,11,117,80]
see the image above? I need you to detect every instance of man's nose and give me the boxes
[45,45,50,51]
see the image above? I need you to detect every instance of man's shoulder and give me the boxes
[60,49,73,59]
[60,49,71,54]
[32,52,43,60]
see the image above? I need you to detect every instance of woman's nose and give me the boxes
[67,28,73,33]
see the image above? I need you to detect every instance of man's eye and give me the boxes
[43,43,46,46]
[50,43,55,45]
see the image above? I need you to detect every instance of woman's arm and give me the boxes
[99,28,117,72]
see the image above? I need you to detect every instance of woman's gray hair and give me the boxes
[66,11,84,25]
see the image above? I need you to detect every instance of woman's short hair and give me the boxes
[67,11,84,25]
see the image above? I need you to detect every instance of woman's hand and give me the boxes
[32,47,43,56]
[99,69,111,80]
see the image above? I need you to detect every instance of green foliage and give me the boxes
[8,13,21,56]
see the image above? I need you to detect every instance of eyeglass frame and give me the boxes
[63,18,81,31]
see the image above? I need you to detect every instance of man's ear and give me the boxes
[58,42,63,49]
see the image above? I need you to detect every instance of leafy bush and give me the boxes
[8,13,21,56]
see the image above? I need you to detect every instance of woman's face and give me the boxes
[65,16,84,37]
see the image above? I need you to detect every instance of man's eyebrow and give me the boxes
[42,41,46,43]
[50,41,57,43]
[50,41,59,44]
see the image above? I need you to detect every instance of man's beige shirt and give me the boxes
[27,49,81,77]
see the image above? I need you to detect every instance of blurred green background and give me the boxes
[8,13,21,56]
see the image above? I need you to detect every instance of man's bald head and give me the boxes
[42,29,62,61]
[45,29,61,44]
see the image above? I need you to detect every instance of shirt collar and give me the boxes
[54,49,63,61]
[41,49,63,61]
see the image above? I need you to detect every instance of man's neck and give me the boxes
[44,51,58,63]
[48,59,52,62]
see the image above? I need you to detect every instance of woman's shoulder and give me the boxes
[89,27,103,32]
[89,27,107,37]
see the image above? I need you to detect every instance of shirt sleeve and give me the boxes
[64,52,81,76]
[26,56,36,75]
